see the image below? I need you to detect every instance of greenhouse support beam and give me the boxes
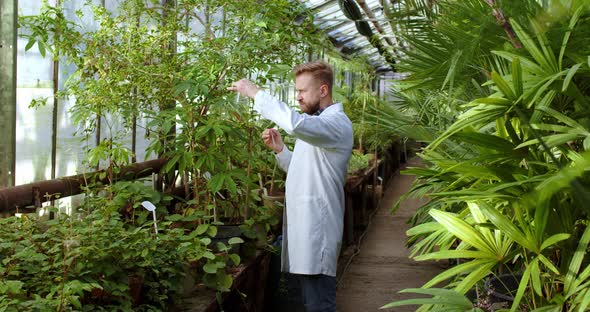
[0,0,17,188]
[0,158,167,213]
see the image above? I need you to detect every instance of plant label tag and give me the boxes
[141,201,159,236]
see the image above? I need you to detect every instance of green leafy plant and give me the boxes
[381,288,484,311]
[16,0,382,307]
[347,150,373,175]
[0,206,243,310]
[381,1,590,311]
[141,0,331,224]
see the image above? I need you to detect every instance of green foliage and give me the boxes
[381,288,483,311]
[345,90,391,152]
[382,1,590,311]
[16,0,332,229]
[347,150,373,175]
[18,0,81,60]
[239,203,282,251]
[342,68,402,154]
[0,205,244,310]
[16,0,378,309]
[78,180,170,226]
[365,87,453,145]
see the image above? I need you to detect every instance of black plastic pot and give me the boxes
[211,224,243,255]
[485,273,522,303]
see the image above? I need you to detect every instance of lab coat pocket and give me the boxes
[288,195,324,240]
[287,195,327,272]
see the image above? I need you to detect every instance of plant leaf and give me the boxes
[228,237,244,245]
[229,254,241,266]
[562,63,582,92]
[196,224,208,235]
[430,210,494,254]
[423,259,494,289]
[540,233,570,251]
[492,71,516,100]
[203,262,218,274]
[530,259,542,296]
[512,57,523,96]
[565,222,590,295]
[559,6,583,69]
[381,288,473,309]
[576,288,590,312]
[511,263,532,311]
[25,38,36,51]
[414,250,493,261]
[454,260,496,293]
[510,19,552,72]
[480,204,536,252]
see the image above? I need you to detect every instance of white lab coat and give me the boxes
[254,91,353,276]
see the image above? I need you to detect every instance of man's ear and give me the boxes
[320,84,328,98]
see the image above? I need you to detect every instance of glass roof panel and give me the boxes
[317,19,345,29]
[315,4,340,18]
[307,0,332,8]
[300,0,397,73]
[343,36,367,47]
[327,22,356,36]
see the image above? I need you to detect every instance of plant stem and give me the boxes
[483,0,522,49]
[188,108,202,219]
[95,110,101,172]
[244,108,254,219]
[360,93,368,153]
[269,162,277,196]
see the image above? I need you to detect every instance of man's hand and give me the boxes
[227,79,259,98]
[262,128,284,154]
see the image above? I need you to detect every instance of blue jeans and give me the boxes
[294,274,337,312]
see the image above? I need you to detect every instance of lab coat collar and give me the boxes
[312,102,343,116]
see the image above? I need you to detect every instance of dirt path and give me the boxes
[336,157,444,312]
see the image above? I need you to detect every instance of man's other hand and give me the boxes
[262,128,284,154]
[227,79,259,98]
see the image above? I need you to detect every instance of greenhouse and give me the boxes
[1,0,590,311]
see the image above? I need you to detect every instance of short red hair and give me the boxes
[293,61,334,93]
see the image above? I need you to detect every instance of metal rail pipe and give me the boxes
[0,0,17,187]
[0,158,168,213]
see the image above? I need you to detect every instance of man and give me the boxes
[228,61,353,312]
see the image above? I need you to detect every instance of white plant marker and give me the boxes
[141,201,158,236]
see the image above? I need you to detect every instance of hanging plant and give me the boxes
[338,0,363,20]
[356,20,373,36]
[338,0,396,70]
